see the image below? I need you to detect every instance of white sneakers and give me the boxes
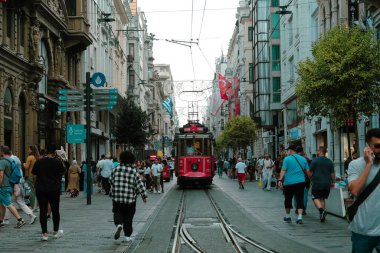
[29,215,37,224]
[124,236,132,242]
[41,230,63,241]
[53,230,64,239]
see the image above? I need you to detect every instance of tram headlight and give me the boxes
[191,163,199,171]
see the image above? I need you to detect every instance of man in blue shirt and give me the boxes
[277,145,310,224]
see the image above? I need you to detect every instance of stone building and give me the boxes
[0,0,91,161]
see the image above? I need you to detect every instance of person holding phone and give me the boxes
[347,128,380,252]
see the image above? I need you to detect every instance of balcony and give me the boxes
[66,16,92,51]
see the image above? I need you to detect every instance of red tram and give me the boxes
[173,122,216,187]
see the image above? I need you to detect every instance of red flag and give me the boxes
[218,74,231,100]
[233,77,240,116]
[0,0,7,2]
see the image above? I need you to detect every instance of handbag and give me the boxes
[292,155,311,188]
[346,169,380,222]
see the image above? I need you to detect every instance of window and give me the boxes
[249,63,254,83]
[38,41,48,94]
[272,77,281,102]
[65,0,76,16]
[129,68,135,87]
[271,14,280,38]
[129,43,134,57]
[248,27,253,41]
[272,45,280,71]
[6,9,13,39]
[288,17,293,46]
[19,14,25,47]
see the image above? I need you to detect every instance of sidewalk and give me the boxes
[213,175,352,253]
[0,180,177,253]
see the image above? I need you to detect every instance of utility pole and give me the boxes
[85,72,92,205]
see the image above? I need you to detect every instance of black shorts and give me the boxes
[311,188,330,200]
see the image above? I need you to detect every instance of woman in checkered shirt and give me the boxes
[109,151,148,242]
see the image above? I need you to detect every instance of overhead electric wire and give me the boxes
[190,0,194,41]
[197,0,207,41]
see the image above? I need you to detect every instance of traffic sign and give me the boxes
[58,89,84,95]
[67,124,86,143]
[92,88,117,94]
[59,106,86,112]
[57,88,118,112]
[91,72,106,87]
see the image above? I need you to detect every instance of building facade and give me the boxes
[0,0,92,161]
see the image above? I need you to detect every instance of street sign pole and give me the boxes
[86,72,92,205]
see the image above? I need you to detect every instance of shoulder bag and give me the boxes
[346,168,380,222]
[292,155,311,188]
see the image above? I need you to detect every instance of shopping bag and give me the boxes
[258,180,262,187]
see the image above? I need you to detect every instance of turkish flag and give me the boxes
[218,74,231,100]
[0,0,7,3]
[233,77,240,116]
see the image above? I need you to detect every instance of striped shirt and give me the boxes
[109,164,147,204]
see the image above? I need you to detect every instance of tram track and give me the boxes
[171,189,277,253]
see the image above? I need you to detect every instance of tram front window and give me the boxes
[184,140,202,156]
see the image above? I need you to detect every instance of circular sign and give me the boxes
[91,72,106,87]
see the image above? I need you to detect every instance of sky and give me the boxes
[137,0,239,125]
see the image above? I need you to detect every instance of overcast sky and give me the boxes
[137,0,239,125]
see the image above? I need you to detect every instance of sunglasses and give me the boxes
[373,144,380,149]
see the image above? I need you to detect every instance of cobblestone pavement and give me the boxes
[1,175,351,253]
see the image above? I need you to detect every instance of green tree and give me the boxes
[216,116,257,156]
[296,26,380,128]
[113,98,150,149]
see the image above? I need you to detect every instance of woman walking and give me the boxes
[66,160,81,197]
[23,145,40,210]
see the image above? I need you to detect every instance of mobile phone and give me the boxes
[365,143,375,160]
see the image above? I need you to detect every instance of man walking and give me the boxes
[151,159,162,193]
[100,156,114,195]
[0,146,26,228]
[277,145,310,224]
[262,154,274,191]
[348,128,380,252]
[309,146,335,222]
[235,158,247,189]
[110,151,147,242]
[32,144,65,241]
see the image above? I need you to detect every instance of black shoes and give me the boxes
[320,210,327,222]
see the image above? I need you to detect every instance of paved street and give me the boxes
[1,176,351,253]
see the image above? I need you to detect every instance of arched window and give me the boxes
[4,87,13,147]
[38,41,48,94]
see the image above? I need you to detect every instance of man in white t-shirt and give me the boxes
[151,159,163,193]
[100,156,114,195]
[262,154,274,191]
[235,158,247,190]
[348,128,380,252]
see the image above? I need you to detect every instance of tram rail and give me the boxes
[171,189,277,253]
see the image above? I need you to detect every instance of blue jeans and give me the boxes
[352,232,380,253]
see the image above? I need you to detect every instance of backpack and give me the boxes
[4,157,22,186]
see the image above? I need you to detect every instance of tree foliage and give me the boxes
[216,116,257,152]
[295,26,380,128]
[113,98,150,148]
